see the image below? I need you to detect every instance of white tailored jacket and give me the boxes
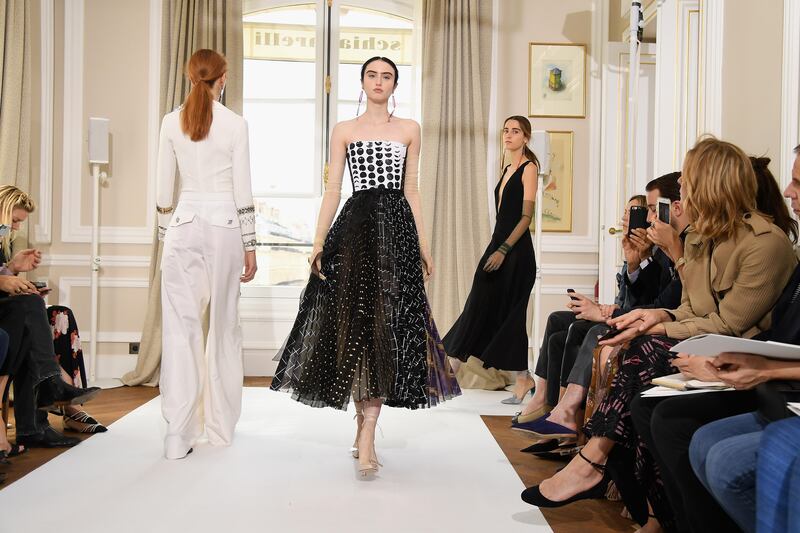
[156,101,256,251]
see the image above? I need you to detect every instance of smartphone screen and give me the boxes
[658,198,671,224]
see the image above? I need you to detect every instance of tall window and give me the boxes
[243,1,415,287]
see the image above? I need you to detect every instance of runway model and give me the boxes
[443,116,539,404]
[156,49,257,460]
[270,56,460,478]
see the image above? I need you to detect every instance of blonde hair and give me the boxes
[0,185,36,258]
[681,137,757,242]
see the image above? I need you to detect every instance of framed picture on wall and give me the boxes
[528,43,586,118]
[529,130,573,232]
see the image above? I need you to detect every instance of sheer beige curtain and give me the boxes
[0,0,31,191]
[420,0,493,331]
[123,0,242,386]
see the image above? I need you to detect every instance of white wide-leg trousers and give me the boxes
[160,194,245,459]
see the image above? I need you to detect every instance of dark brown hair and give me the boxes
[503,115,540,170]
[751,156,798,243]
[181,49,227,141]
[645,172,681,202]
[360,56,399,88]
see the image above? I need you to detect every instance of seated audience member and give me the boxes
[517,194,648,422]
[630,152,800,533]
[0,185,102,448]
[515,173,688,441]
[0,327,23,462]
[520,137,797,533]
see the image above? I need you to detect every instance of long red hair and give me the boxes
[181,49,227,141]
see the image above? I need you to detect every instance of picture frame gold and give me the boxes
[528,43,587,119]
[529,131,574,233]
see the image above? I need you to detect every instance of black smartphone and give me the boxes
[567,289,580,301]
[32,281,48,289]
[628,205,649,236]
[657,197,671,224]
[597,327,621,342]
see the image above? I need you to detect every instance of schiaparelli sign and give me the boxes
[244,22,412,65]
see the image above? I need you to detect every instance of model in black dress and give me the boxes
[443,115,538,404]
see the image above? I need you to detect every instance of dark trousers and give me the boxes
[566,322,610,389]
[631,391,757,533]
[0,328,8,370]
[533,311,596,406]
[0,295,62,436]
[534,311,575,405]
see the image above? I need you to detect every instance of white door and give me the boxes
[598,42,657,303]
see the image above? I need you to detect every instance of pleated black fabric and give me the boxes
[270,141,460,410]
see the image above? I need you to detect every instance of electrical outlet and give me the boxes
[129,342,140,355]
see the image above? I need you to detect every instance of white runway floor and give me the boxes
[0,388,551,533]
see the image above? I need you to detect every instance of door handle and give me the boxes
[608,227,623,236]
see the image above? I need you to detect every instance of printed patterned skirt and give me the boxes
[270,188,461,411]
[48,305,87,388]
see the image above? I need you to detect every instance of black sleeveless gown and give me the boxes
[443,161,536,371]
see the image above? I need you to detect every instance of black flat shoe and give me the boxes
[16,426,81,448]
[520,439,560,454]
[1,444,26,458]
[521,450,610,508]
[35,376,101,411]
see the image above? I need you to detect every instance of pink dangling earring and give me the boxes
[389,94,397,120]
[356,90,364,117]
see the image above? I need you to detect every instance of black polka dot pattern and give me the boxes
[271,140,461,411]
[347,141,405,192]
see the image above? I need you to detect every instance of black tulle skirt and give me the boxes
[270,188,461,411]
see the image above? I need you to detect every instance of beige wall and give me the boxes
[721,0,784,169]
[495,0,599,345]
[30,0,154,378]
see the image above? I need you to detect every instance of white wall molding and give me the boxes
[540,263,599,278]
[59,1,159,244]
[654,0,701,174]
[42,254,151,268]
[36,0,54,244]
[146,0,161,236]
[90,354,138,379]
[698,0,723,136]
[781,0,800,190]
[58,276,149,306]
[539,284,594,296]
[79,331,142,343]
[60,0,85,244]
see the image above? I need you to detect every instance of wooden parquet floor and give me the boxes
[1,380,633,533]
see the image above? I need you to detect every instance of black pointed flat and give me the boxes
[520,451,609,508]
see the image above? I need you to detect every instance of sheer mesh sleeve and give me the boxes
[312,129,346,249]
[503,200,535,247]
[403,125,428,254]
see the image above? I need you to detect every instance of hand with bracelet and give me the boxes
[483,242,511,272]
